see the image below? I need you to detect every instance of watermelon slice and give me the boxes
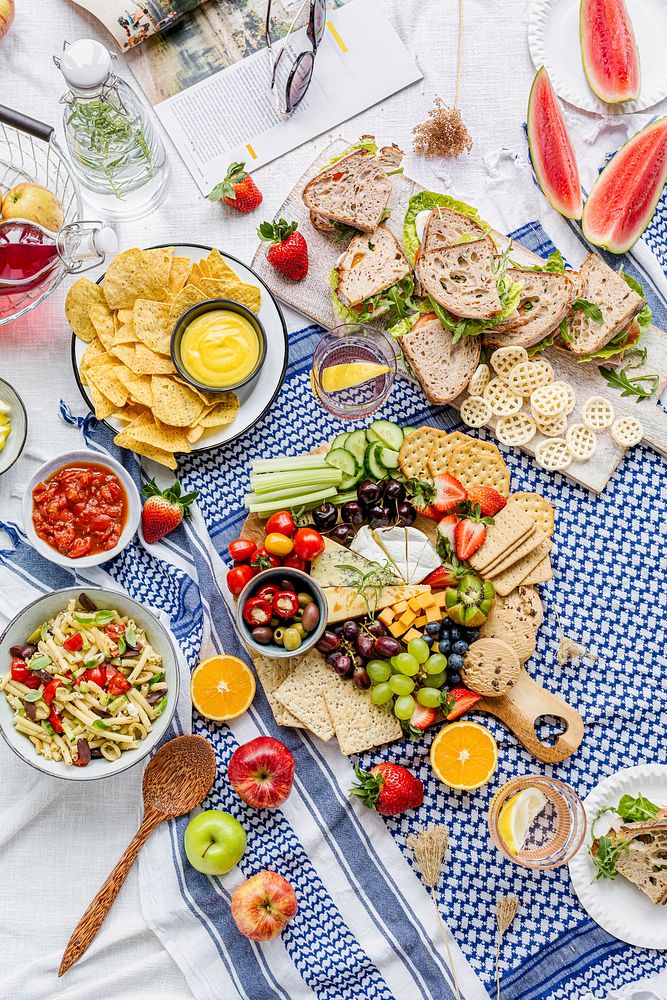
[583,117,667,253]
[580,0,640,104]
[527,67,583,220]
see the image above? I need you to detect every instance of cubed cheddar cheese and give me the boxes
[393,601,409,614]
[435,591,449,608]
[425,606,442,624]
[398,610,416,628]
[413,615,427,628]
[403,628,423,644]
[408,596,422,612]
[378,607,395,626]
[389,622,406,638]
[414,591,437,609]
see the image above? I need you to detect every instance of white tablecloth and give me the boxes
[1,3,665,998]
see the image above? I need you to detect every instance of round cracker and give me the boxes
[479,608,537,663]
[461,638,520,697]
[427,429,471,479]
[508,492,555,538]
[448,438,510,498]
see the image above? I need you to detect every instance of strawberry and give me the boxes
[436,514,459,554]
[258,218,308,281]
[350,762,424,816]
[423,554,467,588]
[141,480,199,544]
[207,162,263,213]
[466,484,507,518]
[406,478,442,521]
[454,515,488,560]
[408,704,438,731]
[442,687,482,721]
[433,473,467,514]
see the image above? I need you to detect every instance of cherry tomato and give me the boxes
[48,706,64,734]
[11,658,40,689]
[264,532,294,557]
[293,527,325,561]
[228,538,257,563]
[265,511,296,538]
[42,679,62,704]
[272,590,300,619]
[242,597,273,627]
[251,547,281,570]
[84,665,107,688]
[226,564,257,596]
[256,583,280,602]
[63,632,83,652]
[108,671,132,697]
[103,624,125,640]
[282,552,308,572]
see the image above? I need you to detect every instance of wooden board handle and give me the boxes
[59,806,164,976]
[476,671,584,764]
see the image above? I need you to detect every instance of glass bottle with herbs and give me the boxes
[55,39,169,220]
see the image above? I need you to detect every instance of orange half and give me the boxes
[191,654,256,722]
[430,720,498,790]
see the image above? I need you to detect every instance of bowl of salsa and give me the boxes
[22,451,141,568]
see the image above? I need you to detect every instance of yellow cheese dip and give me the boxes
[180,310,259,388]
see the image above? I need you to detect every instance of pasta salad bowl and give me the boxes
[0,587,180,781]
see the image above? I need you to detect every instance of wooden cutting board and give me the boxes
[251,137,667,493]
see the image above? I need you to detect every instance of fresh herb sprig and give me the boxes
[600,364,660,402]
[335,561,397,616]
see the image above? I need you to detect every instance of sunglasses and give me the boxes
[266,0,327,116]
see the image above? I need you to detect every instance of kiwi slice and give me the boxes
[445,574,495,627]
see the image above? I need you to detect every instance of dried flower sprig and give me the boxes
[407,825,460,1000]
[495,895,520,1000]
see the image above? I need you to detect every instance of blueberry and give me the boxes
[438,638,451,655]
[450,627,462,641]
[448,653,464,670]
[439,618,452,634]
[466,627,479,641]
[452,640,468,655]
[426,622,441,636]
[422,634,434,648]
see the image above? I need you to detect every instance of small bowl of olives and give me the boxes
[236,567,328,660]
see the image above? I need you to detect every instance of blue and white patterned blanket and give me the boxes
[2,197,667,998]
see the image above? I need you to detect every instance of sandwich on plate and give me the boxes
[329,224,414,324]
[590,793,667,905]
[483,268,575,352]
[557,254,651,362]
[302,136,403,236]
[390,310,480,405]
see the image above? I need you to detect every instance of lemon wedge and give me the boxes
[497,786,548,855]
[321,362,389,394]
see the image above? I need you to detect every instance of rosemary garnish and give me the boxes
[336,560,397,616]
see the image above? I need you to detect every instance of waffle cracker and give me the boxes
[486,528,547,579]
[448,438,511,498]
[399,427,439,480]
[469,501,535,572]
[426,430,470,478]
[612,416,644,448]
[509,492,555,538]
[460,396,492,429]
[492,539,552,596]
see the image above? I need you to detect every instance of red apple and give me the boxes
[0,0,14,39]
[231,870,297,941]
[228,736,294,809]
[2,183,64,232]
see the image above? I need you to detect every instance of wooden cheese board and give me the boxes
[251,137,667,493]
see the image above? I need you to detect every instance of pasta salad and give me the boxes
[0,594,168,767]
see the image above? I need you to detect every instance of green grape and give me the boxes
[367,659,391,683]
[393,695,416,720]
[424,652,448,675]
[407,638,430,664]
[390,656,401,670]
[389,674,415,696]
[427,670,447,689]
[416,687,442,708]
[394,652,419,676]
[370,683,394,705]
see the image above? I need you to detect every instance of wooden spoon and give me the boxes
[59,734,216,976]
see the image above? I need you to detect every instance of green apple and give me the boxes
[184,809,247,875]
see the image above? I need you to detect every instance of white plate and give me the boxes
[568,763,667,948]
[72,244,288,452]
[529,0,667,114]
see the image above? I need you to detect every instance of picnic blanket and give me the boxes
[2,144,667,998]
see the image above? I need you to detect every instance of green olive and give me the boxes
[273,628,285,646]
[298,592,312,608]
[293,623,306,638]
[282,627,302,651]
[270,616,280,628]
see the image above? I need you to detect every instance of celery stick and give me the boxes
[247,487,337,514]
[244,482,335,505]
[250,469,342,492]
[252,454,331,473]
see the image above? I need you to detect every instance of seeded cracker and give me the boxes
[323,683,402,755]
[274,651,337,741]
[252,656,304,729]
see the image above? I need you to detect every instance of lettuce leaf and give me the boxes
[329,270,415,326]
[402,190,487,263]
[319,138,378,173]
[510,249,565,274]
[527,329,559,356]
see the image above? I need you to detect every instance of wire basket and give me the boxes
[0,105,83,326]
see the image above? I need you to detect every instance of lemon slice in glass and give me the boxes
[497,786,548,854]
[321,362,389,394]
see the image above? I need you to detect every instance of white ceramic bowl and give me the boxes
[0,378,27,476]
[22,450,141,569]
[0,587,180,781]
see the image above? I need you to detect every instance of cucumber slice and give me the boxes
[345,429,368,466]
[379,447,399,469]
[325,448,359,478]
[365,442,388,481]
[368,420,404,451]
[403,425,418,436]
[366,426,381,444]
[330,431,350,450]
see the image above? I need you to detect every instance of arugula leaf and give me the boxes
[591,833,628,881]
[572,298,604,323]
[329,270,415,326]
[527,329,559,356]
[620,271,644,297]
[617,793,660,822]
[402,190,487,263]
[600,364,659,402]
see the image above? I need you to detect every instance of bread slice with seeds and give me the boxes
[558,253,644,355]
[484,269,574,349]
[400,316,480,404]
[416,235,502,320]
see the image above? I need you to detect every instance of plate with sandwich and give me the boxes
[569,762,667,948]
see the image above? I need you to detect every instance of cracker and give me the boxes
[506,359,554,398]
[486,528,546,579]
[521,555,553,586]
[490,346,528,380]
[508,492,555,538]
[460,396,492,429]
[469,501,536,572]
[468,364,490,397]
[612,415,643,448]
[427,430,470,478]
[535,413,567,437]
[102,247,168,309]
[492,539,552,597]
[535,438,571,472]
[495,412,536,446]
[274,651,336,741]
[582,395,614,431]
[143,246,174,287]
[460,638,521,697]
[323,683,402,756]
[566,423,597,462]
[252,655,304,729]
[399,427,438,480]
[447,438,511,498]
[483,378,523,417]
[168,255,192,295]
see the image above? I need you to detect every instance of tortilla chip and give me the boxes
[110,344,136,368]
[113,429,177,470]
[65,278,107,342]
[85,366,128,408]
[187,262,207,291]
[122,411,190,452]
[133,299,172,354]
[124,372,153,407]
[111,404,145,424]
[80,337,107,367]
[87,382,116,420]
[168,256,192,295]
[102,248,168,310]
[151,376,205,426]
[143,247,173,287]
[198,259,211,278]
[168,285,208,324]
[201,277,261,313]
[129,344,176,375]
[117,308,134,325]
[196,395,239,427]
[186,425,206,444]
[113,320,137,346]
[88,301,117,351]
[206,248,239,282]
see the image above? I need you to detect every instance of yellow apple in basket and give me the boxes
[2,183,64,232]
[0,0,14,39]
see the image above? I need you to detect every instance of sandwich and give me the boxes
[592,817,667,905]
[329,225,413,323]
[483,268,575,351]
[392,311,481,405]
[557,254,650,362]
[416,235,504,320]
[402,191,488,264]
[303,136,403,236]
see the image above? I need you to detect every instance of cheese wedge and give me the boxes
[310,536,379,588]
[324,585,430,622]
